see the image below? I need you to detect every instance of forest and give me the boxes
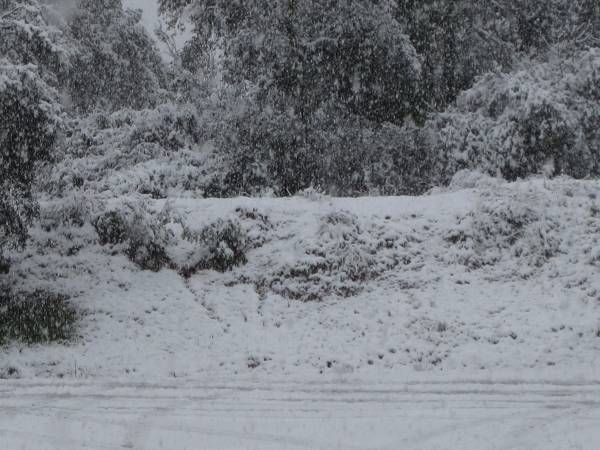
[3,0,600,224]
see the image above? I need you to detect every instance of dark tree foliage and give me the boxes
[66,0,166,112]
[397,0,600,112]
[159,0,423,195]
[0,64,58,257]
[1,2,61,266]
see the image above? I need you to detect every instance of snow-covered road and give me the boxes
[1,379,599,449]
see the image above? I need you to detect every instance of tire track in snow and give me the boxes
[2,380,600,450]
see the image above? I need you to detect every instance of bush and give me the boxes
[0,290,77,346]
[446,196,561,269]
[179,219,249,276]
[93,211,129,245]
[235,207,273,249]
[126,239,170,272]
[267,211,406,301]
[218,102,441,197]
[40,194,102,231]
[0,256,9,275]
[94,202,174,271]
[45,104,216,198]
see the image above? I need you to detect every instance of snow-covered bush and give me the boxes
[94,202,174,271]
[234,207,273,249]
[430,48,600,181]
[446,195,561,269]
[268,211,405,301]
[93,211,129,246]
[45,103,217,198]
[40,193,102,230]
[0,290,77,346]
[363,122,445,195]
[179,219,249,276]
[218,102,374,196]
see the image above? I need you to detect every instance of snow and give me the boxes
[4,2,600,447]
[3,177,600,447]
[3,177,600,379]
[2,378,600,449]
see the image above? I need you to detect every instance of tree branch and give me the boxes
[0,5,24,20]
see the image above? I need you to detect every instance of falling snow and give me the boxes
[2,1,600,449]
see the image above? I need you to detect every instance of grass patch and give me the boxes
[0,290,77,346]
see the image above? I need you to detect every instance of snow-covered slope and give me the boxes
[2,176,600,381]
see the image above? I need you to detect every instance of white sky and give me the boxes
[124,0,160,29]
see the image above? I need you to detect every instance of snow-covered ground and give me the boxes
[4,176,600,379]
[2,378,600,449]
[2,176,600,448]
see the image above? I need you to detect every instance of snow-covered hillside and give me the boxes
[3,175,600,381]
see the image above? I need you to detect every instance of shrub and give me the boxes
[180,219,249,276]
[364,122,445,195]
[126,239,170,272]
[268,211,405,301]
[94,202,174,271]
[446,196,561,269]
[45,104,216,199]
[0,256,9,275]
[235,207,273,249]
[0,290,77,346]
[40,194,102,231]
[93,211,129,245]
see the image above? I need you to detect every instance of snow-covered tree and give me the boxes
[429,48,600,181]
[159,0,421,195]
[162,0,419,124]
[0,1,62,267]
[66,0,166,112]
[397,0,600,112]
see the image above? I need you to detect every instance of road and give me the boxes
[1,379,599,449]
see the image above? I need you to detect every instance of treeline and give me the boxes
[1,0,600,259]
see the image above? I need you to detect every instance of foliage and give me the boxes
[428,48,600,181]
[445,194,561,269]
[267,211,406,301]
[0,290,77,346]
[180,219,249,275]
[159,0,421,196]
[93,211,129,245]
[66,0,166,112]
[398,0,600,112]
[0,62,60,261]
[94,202,174,271]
